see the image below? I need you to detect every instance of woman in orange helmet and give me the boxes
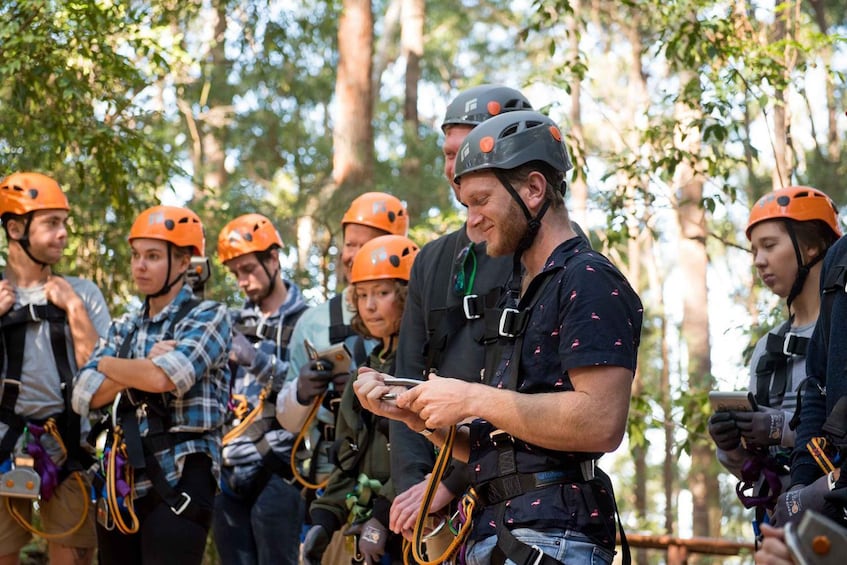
[72,205,231,565]
[708,186,840,531]
[303,235,419,565]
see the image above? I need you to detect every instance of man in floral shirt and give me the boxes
[354,111,642,565]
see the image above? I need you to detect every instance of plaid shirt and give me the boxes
[74,285,231,498]
[222,280,307,480]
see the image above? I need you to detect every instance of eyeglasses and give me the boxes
[452,243,477,297]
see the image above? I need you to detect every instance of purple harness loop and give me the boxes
[25,422,61,501]
[736,455,786,510]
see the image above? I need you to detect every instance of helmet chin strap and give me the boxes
[784,220,825,313]
[6,214,50,268]
[493,171,550,305]
[147,243,186,299]
[258,260,279,303]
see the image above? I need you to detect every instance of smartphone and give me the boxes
[304,339,352,375]
[380,376,422,401]
[708,390,755,412]
[383,376,423,388]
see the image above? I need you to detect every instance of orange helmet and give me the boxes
[217,213,283,263]
[341,192,408,236]
[746,186,841,240]
[350,235,419,284]
[129,205,205,256]
[0,172,69,216]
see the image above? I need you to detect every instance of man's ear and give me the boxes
[4,218,24,241]
[525,170,548,208]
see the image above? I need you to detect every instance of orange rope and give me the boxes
[290,393,330,490]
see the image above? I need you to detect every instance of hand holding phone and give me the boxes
[380,376,422,401]
[708,390,756,413]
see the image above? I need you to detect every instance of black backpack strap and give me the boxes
[327,294,367,366]
[0,322,29,460]
[328,294,354,344]
[820,254,847,354]
[754,320,803,408]
[0,301,78,464]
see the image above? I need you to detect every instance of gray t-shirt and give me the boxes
[0,275,110,440]
[717,320,815,478]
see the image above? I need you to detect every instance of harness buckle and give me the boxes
[170,492,192,515]
[489,428,513,446]
[530,545,545,565]
[463,295,481,320]
[783,333,798,356]
[28,303,40,322]
[498,308,521,338]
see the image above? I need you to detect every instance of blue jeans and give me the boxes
[464,529,615,565]
[212,473,304,565]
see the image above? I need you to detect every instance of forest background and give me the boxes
[2,0,846,563]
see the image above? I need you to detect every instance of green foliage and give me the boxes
[0,0,187,311]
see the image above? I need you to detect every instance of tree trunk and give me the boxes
[334,0,374,193]
[674,76,719,542]
[771,2,792,188]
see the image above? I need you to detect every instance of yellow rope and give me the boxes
[222,388,268,446]
[6,471,90,540]
[406,425,476,565]
[290,393,330,490]
[105,427,139,534]
[5,417,91,540]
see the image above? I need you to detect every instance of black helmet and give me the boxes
[441,84,533,132]
[453,110,572,185]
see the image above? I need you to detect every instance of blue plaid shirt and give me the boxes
[222,280,308,486]
[73,285,231,498]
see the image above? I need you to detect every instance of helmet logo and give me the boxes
[549,126,562,142]
[389,254,400,267]
[147,210,175,230]
[479,136,495,153]
[486,101,502,116]
[27,189,38,200]
[370,245,388,264]
[460,143,471,161]
[777,195,790,206]
[464,98,478,114]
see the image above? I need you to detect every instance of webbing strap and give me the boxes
[0,323,27,459]
[328,294,367,366]
[754,321,806,408]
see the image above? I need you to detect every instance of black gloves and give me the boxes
[302,524,331,565]
[773,475,831,526]
[229,332,257,367]
[734,406,785,448]
[708,411,741,451]
[297,358,335,404]
[344,518,388,565]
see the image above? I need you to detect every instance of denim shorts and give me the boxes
[464,528,615,565]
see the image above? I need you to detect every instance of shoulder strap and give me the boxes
[754,321,794,408]
[328,294,354,344]
[820,250,847,355]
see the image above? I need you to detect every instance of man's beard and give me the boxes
[487,199,527,257]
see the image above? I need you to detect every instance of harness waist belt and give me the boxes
[477,468,586,506]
